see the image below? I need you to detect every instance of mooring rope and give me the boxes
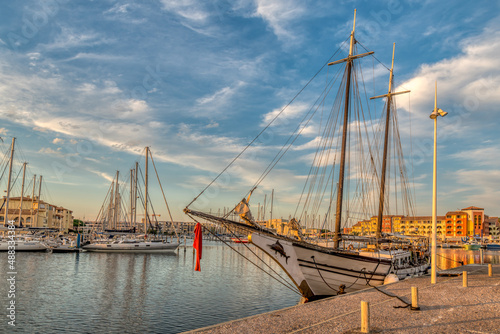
[361,269,419,311]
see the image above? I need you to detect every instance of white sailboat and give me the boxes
[0,236,49,252]
[84,147,179,253]
[185,10,429,301]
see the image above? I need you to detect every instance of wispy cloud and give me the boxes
[252,0,305,43]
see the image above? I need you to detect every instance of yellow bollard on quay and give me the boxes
[360,301,370,333]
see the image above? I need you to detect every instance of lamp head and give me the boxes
[430,108,448,119]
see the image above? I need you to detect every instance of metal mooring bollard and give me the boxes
[463,271,468,287]
[361,301,370,333]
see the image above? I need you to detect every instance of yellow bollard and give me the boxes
[489,264,492,277]
[361,301,370,333]
[411,286,419,309]
[463,271,468,287]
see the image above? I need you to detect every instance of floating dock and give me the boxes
[185,264,499,333]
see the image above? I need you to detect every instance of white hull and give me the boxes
[250,233,393,299]
[0,241,48,252]
[83,241,179,253]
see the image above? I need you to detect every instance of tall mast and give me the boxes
[328,10,374,248]
[37,175,42,226]
[108,181,114,230]
[134,161,138,229]
[263,194,267,221]
[18,162,27,226]
[144,147,149,234]
[370,43,410,241]
[31,174,36,226]
[4,138,15,226]
[333,10,355,249]
[130,168,133,227]
[113,171,119,229]
[270,189,274,223]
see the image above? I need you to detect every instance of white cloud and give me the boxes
[38,147,63,156]
[52,138,65,145]
[260,102,309,127]
[396,22,500,137]
[452,169,500,212]
[194,81,245,117]
[160,0,210,23]
[205,121,219,129]
[87,169,114,183]
[449,146,500,167]
[252,0,305,42]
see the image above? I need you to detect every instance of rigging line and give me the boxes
[295,65,345,220]
[8,164,24,193]
[90,182,113,234]
[356,40,391,71]
[187,214,302,296]
[186,37,350,209]
[218,219,299,293]
[149,150,180,239]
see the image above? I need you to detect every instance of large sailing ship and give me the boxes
[184,10,429,301]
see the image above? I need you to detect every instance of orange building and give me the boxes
[461,206,485,237]
[444,211,468,237]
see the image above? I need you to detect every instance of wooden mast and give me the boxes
[329,10,376,248]
[3,138,15,226]
[330,10,373,248]
[370,43,410,241]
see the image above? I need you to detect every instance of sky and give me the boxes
[0,0,499,225]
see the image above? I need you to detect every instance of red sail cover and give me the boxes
[193,223,202,271]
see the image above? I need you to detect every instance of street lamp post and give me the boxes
[430,81,447,284]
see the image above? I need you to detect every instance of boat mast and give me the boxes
[332,11,356,249]
[108,181,114,230]
[370,44,410,241]
[144,147,149,234]
[270,189,274,224]
[31,174,36,226]
[113,170,119,229]
[18,162,27,226]
[37,175,42,226]
[134,161,138,230]
[130,168,133,228]
[328,10,375,248]
[3,138,15,226]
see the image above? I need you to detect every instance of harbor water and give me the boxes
[1,243,499,333]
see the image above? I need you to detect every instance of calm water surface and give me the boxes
[1,243,499,333]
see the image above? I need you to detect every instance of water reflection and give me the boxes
[0,243,301,333]
[1,245,498,333]
[437,248,500,270]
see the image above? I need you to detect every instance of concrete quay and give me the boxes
[186,264,500,333]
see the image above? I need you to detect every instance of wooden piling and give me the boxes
[411,286,418,309]
[463,271,468,287]
[360,301,369,333]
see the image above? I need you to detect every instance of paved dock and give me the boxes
[185,264,500,333]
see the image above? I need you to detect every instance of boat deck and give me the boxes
[184,264,499,334]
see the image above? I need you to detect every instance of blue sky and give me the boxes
[0,0,499,225]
